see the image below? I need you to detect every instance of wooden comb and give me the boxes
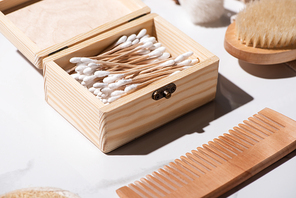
[116,108,296,198]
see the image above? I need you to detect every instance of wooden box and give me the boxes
[0,0,219,153]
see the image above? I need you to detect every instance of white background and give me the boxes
[1,0,296,197]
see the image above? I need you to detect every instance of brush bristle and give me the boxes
[235,0,296,48]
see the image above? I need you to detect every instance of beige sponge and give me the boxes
[235,0,296,48]
[0,187,80,198]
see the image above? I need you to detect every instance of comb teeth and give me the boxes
[117,108,296,198]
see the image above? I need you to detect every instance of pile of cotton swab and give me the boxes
[68,29,199,104]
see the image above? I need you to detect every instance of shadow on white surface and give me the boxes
[239,60,296,79]
[109,73,253,155]
[220,149,296,198]
[17,51,43,76]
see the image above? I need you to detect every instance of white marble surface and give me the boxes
[1,0,296,197]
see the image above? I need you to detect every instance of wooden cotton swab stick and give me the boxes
[108,42,154,62]
[130,67,182,83]
[92,58,168,71]
[107,75,165,103]
[98,40,133,57]
[139,59,176,74]
[127,47,166,64]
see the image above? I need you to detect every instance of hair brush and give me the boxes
[224,0,296,65]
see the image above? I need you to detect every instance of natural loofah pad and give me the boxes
[235,0,296,48]
[0,187,80,198]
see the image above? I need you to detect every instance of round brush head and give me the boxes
[235,0,296,48]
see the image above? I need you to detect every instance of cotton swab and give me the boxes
[127,47,166,64]
[136,29,147,39]
[68,29,200,104]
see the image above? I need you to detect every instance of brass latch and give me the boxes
[152,83,177,100]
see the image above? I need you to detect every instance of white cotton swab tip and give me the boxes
[120,41,132,49]
[159,60,175,67]
[137,49,150,55]
[89,87,96,93]
[83,67,95,75]
[70,57,81,63]
[93,82,108,88]
[100,93,107,98]
[140,37,156,44]
[169,70,181,76]
[108,79,132,89]
[71,73,80,80]
[108,82,120,90]
[118,79,132,86]
[156,47,166,53]
[191,59,199,65]
[88,63,100,68]
[75,65,88,73]
[182,51,194,58]
[103,74,125,83]
[148,48,165,57]
[136,29,147,39]
[124,84,139,93]
[80,58,94,63]
[83,75,97,83]
[139,35,149,42]
[101,87,113,94]
[174,54,185,63]
[127,34,137,42]
[94,71,110,77]
[158,52,170,60]
[177,59,191,66]
[138,41,153,49]
[114,35,127,46]
[94,88,101,95]
[150,43,162,50]
[97,91,103,97]
[132,39,139,45]
[111,90,125,97]
[108,95,121,103]
[78,75,86,81]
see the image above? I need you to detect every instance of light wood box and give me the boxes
[0,0,219,153]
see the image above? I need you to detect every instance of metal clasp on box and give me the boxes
[152,83,177,100]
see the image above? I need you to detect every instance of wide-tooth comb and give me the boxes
[116,108,296,198]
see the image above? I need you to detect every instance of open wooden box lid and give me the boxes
[0,0,150,69]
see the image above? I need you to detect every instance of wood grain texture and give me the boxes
[0,0,150,69]
[224,22,296,65]
[0,11,40,64]
[101,59,218,152]
[6,0,131,50]
[117,108,296,198]
[44,61,106,151]
[43,14,219,153]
